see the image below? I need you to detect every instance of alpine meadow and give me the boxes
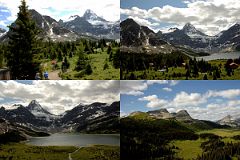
[0,0,120,80]
[121,80,240,160]
[121,0,240,80]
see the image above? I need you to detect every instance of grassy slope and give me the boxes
[41,47,119,80]
[172,139,203,160]
[71,145,120,160]
[0,143,120,160]
[0,143,77,160]
[124,60,240,80]
[173,129,240,160]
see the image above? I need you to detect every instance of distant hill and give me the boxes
[127,108,229,131]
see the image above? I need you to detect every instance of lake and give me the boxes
[197,52,240,61]
[26,133,120,146]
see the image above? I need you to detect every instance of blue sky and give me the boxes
[121,0,240,35]
[121,81,240,121]
[121,0,187,10]
[0,80,119,115]
[0,0,120,30]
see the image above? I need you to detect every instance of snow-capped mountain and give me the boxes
[217,114,240,127]
[26,100,59,121]
[83,9,107,25]
[122,18,240,52]
[1,9,119,42]
[0,101,120,133]
[62,9,120,39]
[161,23,216,50]
[182,23,207,38]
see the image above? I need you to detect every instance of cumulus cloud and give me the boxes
[121,80,179,96]
[207,89,240,99]
[0,80,120,115]
[162,87,172,92]
[173,91,207,107]
[120,80,147,96]
[121,0,240,35]
[138,95,168,108]
[135,87,240,121]
[0,0,119,24]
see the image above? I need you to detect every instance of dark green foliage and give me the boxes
[75,53,87,71]
[107,45,112,54]
[203,74,208,80]
[6,0,41,79]
[103,62,109,70]
[85,64,92,75]
[196,139,240,160]
[121,117,198,160]
[232,135,240,140]
[0,131,26,144]
[199,133,220,140]
[113,48,120,68]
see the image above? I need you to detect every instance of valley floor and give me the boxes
[172,129,240,160]
[123,60,240,80]
[0,143,120,160]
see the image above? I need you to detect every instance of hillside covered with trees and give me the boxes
[0,0,120,80]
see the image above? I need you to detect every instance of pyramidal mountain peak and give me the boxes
[0,101,119,133]
[83,9,97,17]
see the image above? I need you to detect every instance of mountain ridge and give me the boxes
[0,9,120,42]
[121,18,240,52]
[0,100,120,133]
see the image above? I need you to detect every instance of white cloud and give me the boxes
[139,95,168,108]
[120,80,147,96]
[173,91,206,107]
[121,80,179,96]
[121,0,240,35]
[0,80,120,115]
[162,87,172,92]
[169,80,179,86]
[0,0,119,23]
[207,89,240,99]
[146,80,168,85]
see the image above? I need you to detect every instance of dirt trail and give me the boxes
[48,70,61,80]
[68,147,81,160]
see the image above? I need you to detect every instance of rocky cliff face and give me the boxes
[1,9,119,42]
[0,101,120,133]
[121,18,240,52]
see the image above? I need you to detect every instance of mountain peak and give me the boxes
[183,23,197,32]
[29,100,39,105]
[84,9,96,16]
[175,110,193,121]
[83,9,98,19]
[182,23,207,38]
[83,9,107,24]
[27,100,43,111]
[177,110,190,115]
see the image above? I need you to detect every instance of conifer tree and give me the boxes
[7,0,40,79]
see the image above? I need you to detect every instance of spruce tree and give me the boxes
[7,0,40,79]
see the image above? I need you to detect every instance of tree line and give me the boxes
[0,0,120,79]
[121,50,240,80]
